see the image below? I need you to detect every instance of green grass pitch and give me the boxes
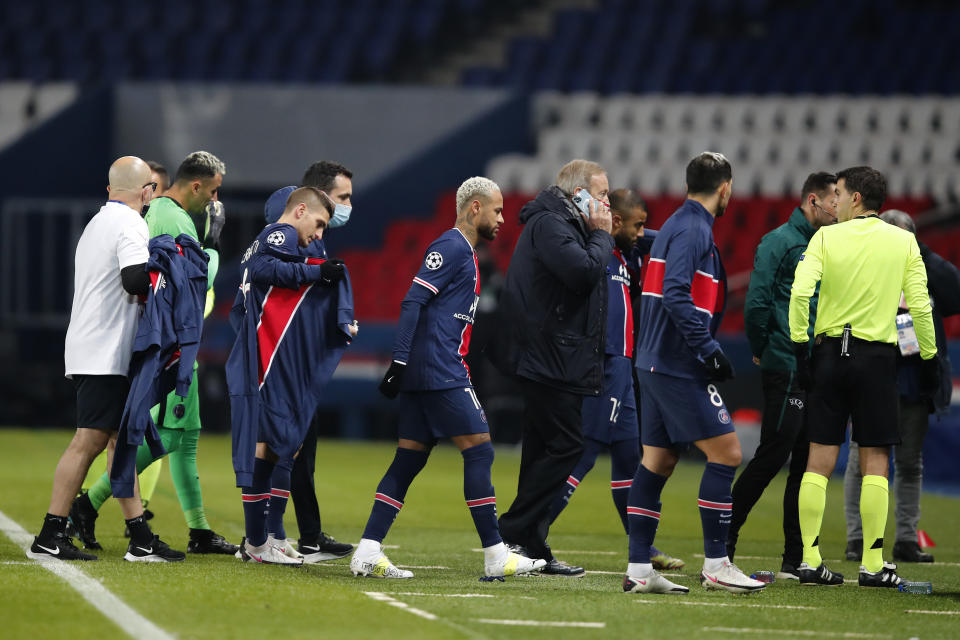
[1,428,958,639]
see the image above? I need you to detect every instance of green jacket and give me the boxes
[744,207,818,371]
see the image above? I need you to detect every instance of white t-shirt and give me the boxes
[64,201,150,378]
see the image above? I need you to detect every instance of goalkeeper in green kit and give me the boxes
[69,151,238,555]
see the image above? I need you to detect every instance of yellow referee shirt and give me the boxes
[789,215,936,359]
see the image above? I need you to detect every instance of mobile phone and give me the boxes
[572,188,594,217]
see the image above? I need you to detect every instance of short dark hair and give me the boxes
[146,160,169,190]
[286,186,334,216]
[837,166,887,212]
[173,150,225,183]
[686,152,732,195]
[800,171,837,201]
[302,160,353,192]
[609,188,647,215]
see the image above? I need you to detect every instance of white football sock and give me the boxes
[483,542,509,565]
[628,562,653,577]
[703,556,728,573]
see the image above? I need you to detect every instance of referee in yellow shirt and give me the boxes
[788,166,938,589]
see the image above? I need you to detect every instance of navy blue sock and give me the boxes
[610,438,640,534]
[699,462,737,559]
[267,458,293,539]
[242,457,274,547]
[627,464,668,563]
[547,437,602,525]
[461,442,501,548]
[361,447,429,543]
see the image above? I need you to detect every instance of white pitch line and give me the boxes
[905,610,960,616]
[397,565,449,570]
[364,591,437,620]
[585,570,622,575]
[704,626,890,638]
[0,510,174,640]
[634,599,815,610]
[0,561,35,565]
[475,619,606,629]
[390,592,538,600]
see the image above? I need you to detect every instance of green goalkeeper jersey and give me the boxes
[144,196,219,288]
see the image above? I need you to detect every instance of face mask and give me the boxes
[328,202,352,228]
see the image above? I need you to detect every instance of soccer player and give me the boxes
[351,177,545,579]
[728,172,839,579]
[69,151,237,556]
[228,187,349,565]
[259,161,356,563]
[545,189,684,571]
[791,166,937,588]
[29,156,182,562]
[624,152,765,594]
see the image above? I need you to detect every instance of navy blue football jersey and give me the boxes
[605,248,634,358]
[395,228,480,391]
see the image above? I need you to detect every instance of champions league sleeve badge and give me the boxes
[267,230,286,246]
[425,251,443,270]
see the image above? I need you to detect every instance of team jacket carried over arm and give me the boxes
[110,234,208,497]
[226,223,354,487]
[393,228,480,391]
[635,200,726,380]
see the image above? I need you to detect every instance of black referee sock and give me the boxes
[39,513,68,540]
[125,516,153,547]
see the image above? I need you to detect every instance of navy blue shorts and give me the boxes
[582,355,638,444]
[637,370,734,448]
[397,387,489,443]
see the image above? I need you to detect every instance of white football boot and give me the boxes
[350,539,413,578]
[267,535,304,560]
[243,538,303,565]
[700,560,766,593]
[623,570,690,594]
[484,548,547,577]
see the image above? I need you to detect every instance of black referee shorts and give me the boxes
[807,338,900,448]
[73,374,130,432]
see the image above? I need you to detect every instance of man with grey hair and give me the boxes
[843,209,960,564]
[353,177,546,578]
[489,158,614,576]
[69,150,238,556]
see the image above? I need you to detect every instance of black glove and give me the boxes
[203,201,226,251]
[793,342,812,391]
[319,258,345,286]
[378,361,407,399]
[703,348,735,382]
[919,356,940,395]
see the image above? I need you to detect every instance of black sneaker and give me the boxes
[68,495,102,550]
[188,529,240,555]
[124,535,185,562]
[845,539,862,562]
[27,533,97,561]
[540,558,585,577]
[859,562,903,588]
[504,542,531,557]
[893,541,934,563]
[298,532,353,563]
[776,563,800,581]
[798,562,844,586]
[123,508,154,538]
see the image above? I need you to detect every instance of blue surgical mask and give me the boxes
[329,202,352,228]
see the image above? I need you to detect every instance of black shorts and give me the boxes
[73,375,129,432]
[806,338,900,447]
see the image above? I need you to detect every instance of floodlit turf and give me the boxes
[1,428,958,639]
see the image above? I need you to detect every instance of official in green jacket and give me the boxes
[727,172,838,579]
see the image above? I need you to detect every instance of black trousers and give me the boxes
[728,369,808,567]
[290,418,322,542]
[498,378,584,560]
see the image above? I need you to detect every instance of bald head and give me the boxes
[108,156,152,192]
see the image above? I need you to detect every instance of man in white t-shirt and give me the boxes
[28,156,185,562]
